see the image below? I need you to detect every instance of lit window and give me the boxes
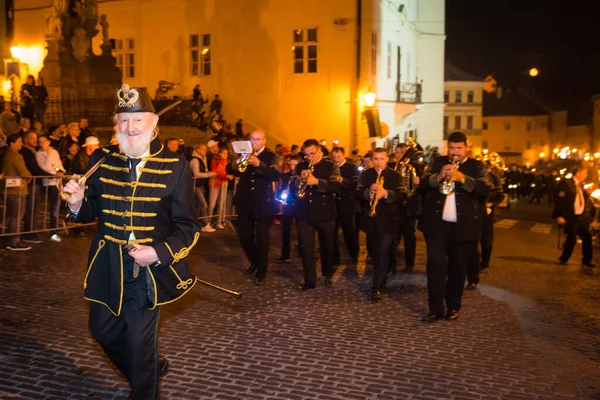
[444,90,449,103]
[443,116,449,131]
[455,90,462,103]
[526,121,532,130]
[505,122,511,130]
[467,116,473,130]
[467,90,474,103]
[114,39,135,78]
[190,34,211,76]
[526,141,531,150]
[482,140,488,149]
[293,28,318,74]
[455,116,461,129]
[371,32,377,76]
[482,122,488,130]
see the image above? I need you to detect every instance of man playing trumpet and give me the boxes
[356,148,403,302]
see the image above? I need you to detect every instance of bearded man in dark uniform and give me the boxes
[63,84,201,400]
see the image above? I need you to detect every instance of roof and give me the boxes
[445,62,482,82]
[483,89,551,117]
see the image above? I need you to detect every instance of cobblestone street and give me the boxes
[0,211,599,399]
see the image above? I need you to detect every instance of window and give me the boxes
[482,122,488,130]
[444,90,449,103]
[526,141,531,150]
[455,90,462,103]
[526,121,532,131]
[293,28,318,74]
[386,42,392,79]
[504,139,511,150]
[190,34,211,76]
[541,121,546,129]
[504,122,511,130]
[443,116,449,131]
[467,90,474,103]
[114,39,135,78]
[467,116,473,130]
[454,116,461,130]
[482,140,488,149]
[371,32,377,75]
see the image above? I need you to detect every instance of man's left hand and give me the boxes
[452,170,466,182]
[128,244,159,267]
[307,175,319,186]
[248,155,260,167]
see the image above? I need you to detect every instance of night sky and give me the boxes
[446,0,600,123]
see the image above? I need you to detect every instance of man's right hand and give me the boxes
[63,176,86,209]
[556,217,566,225]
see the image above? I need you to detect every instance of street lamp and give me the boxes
[362,87,380,138]
[363,88,376,108]
[529,68,539,77]
[539,152,546,158]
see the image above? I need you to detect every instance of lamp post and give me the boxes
[362,87,380,139]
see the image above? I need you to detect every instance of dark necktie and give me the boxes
[577,184,584,210]
[129,158,141,182]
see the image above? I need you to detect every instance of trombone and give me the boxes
[368,171,385,217]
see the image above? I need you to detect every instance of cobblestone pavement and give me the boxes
[0,214,599,399]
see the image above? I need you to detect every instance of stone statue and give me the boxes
[71,28,90,62]
[99,14,110,46]
[46,7,63,38]
[86,0,99,19]
[51,0,67,14]
[73,0,86,25]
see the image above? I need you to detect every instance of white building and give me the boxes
[5,0,445,152]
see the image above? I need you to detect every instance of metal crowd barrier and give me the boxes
[0,175,246,239]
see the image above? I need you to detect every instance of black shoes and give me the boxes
[480,267,489,274]
[276,256,290,263]
[403,265,414,273]
[557,258,567,265]
[159,356,169,377]
[298,283,316,291]
[369,288,382,303]
[254,276,267,286]
[446,309,459,320]
[324,276,333,287]
[582,261,595,268]
[465,283,477,290]
[421,311,445,323]
[244,265,257,275]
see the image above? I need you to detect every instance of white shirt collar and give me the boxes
[338,160,346,167]
[255,146,266,155]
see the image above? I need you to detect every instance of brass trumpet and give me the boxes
[237,151,256,173]
[368,171,385,217]
[296,164,314,198]
[440,156,460,195]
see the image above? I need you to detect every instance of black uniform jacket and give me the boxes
[336,161,361,215]
[73,135,201,316]
[417,156,491,242]
[294,158,341,223]
[226,148,281,218]
[552,178,596,223]
[487,170,505,208]
[356,167,404,236]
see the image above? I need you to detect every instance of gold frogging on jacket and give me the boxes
[101,194,161,202]
[104,222,156,232]
[165,232,200,264]
[103,210,158,218]
[100,177,167,189]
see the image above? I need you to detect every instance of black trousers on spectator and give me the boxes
[388,217,417,272]
[426,222,477,314]
[88,257,160,400]
[334,213,358,264]
[23,183,41,238]
[367,231,395,289]
[236,211,271,279]
[560,215,593,263]
[297,219,335,287]
[280,213,296,259]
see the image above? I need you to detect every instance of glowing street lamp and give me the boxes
[539,152,546,158]
[529,68,539,77]
[553,148,559,154]
[363,88,376,108]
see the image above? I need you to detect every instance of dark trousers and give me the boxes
[480,210,495,269]
[47,186,61,229]
[6,195,27,246]
[367,231,395,289]
[23,183,41,238]
[236,211,271,278]
[388,217,417,272]
[560,215,593,263]
[426,222,477,314]
[194,186,208,227]
[280,213,296,259]
[297,219,335,287]
[88,258,160,400]
[334,213,358,264]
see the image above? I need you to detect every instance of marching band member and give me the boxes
[278,155,301,262]
[356,148,403,302]
[553,165,595,268]
[226,130,281,285]
[418,132,491,322]
[332,147,360,265]
[294,139,341,290]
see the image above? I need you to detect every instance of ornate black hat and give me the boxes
[114,84,155,114]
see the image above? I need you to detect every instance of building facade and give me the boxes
[4,0,445,152]
[443,63,484,154]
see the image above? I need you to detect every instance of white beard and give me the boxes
[116,130,153,158]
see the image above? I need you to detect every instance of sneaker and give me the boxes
[6,243,32,251]
[50,234,62,243]
[201,224,216,233]
[215,223,225,230]
[22,236,42,244]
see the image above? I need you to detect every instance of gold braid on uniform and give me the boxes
[164,232,200,264]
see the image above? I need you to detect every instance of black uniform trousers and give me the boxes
[88,255,160,400]
[480,209,495,269]
[388,217,417,272]
[297,219,335,287]
[560,215,593,263]
[426,221,477,314]
[237,210,272,279]
[334,213,358,264]
[367,230,396,289]
[280,213,296,259]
